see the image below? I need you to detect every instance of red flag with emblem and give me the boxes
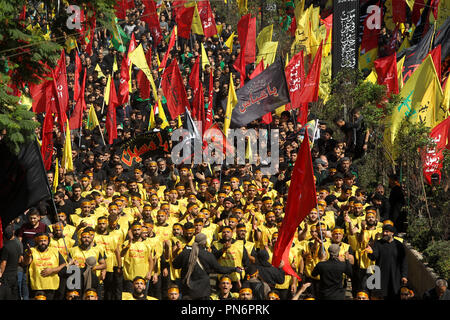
[161,59,189,120]
[41,111,54,171]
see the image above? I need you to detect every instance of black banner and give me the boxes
[119,130,170,168]
[332,0,360,77]
[0,140,52,226]
[229,57,290,128]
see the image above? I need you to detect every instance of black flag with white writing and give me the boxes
[228,57,290,128]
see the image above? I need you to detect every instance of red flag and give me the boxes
[422,117,450,185]
[374,52,399,96]
[204,71,214,134]
[288,16,297,36]
[360,13,380,54]
[392,0,406,23]
[249,59,265,80]
[412,0,425,26]
[85,14,96,56]
[297,103,309,126]
[69,69,87,130]
[136,48,152,100]
[118,55,130,105]
[161,59,190,120]
[106,80,119,145]
[428,44,441,82]
[74,51,82,101]
[41,111,54,171]
[198,0,217,38]
[189,56,201,98]
[53,50,69,129]
[159,28,177,71]
[176,6,195,39]
[19,5,26,21]
[203,123,235,157]
[233,48,247,86]
[237,14,256,64]
[115,0,128,20]
[285,51,306,109]
[192,82,205,123]
[272,130,317,279]
[142,0,163,46]
[297,42,322,105]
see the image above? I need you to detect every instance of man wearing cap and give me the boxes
[366,223,408,299]
[120,222,155,293]
[311,243,353,300]
[23,233,67,300]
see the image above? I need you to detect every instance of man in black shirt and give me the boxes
[54,191,75,216]
[0,225,23,299]
[311,243,353,300]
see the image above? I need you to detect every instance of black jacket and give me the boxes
[311,259,353,300]
[172,246,237,300]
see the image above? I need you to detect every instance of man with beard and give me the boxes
[68,227,107,295]
[366,224,408,300]
[210,275,239,300]
[94,216,121,300]
[255,211,278,250]
[212,226,249,292]
[23,233,67,300]
[120,222,155,294]
[121,276,158,300]
[353,208,383,297]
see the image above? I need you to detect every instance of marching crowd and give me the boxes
[1,0,449,301]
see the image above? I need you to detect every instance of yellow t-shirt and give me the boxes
[68,245,105,269]
[121,240,152,281]
[122,292,158,300]
[28,247,63,291]
[212,240,245,282]
[49,237,75,261]
[95,233,120,272]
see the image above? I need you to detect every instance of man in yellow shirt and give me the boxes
[122,276,158,300]
[120,222,155,294]
[255,211,278,250]
[23,233,66,300]
[68,227,107,295]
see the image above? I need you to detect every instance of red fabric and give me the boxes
[136,47,152,100]
[422,117,450,185]
[142,0,163,46]
[412,0,425,26]
[41,111,54,171]
[285,50,306,109]
[374,52,399,96]
[69,69,87,130]
[161,59,189,120]
[360,13,380,53]
[233,49,247,86]
[189,56,201,101]
[429,44,442,81]
[392,0,406,23]
[298,42,322,104]
[159,29,177,70]
[249,59,265,80]
[106,79,119,145]
[115,0,128,20]
[53,50,69,130]
[74,51,82,102]
[288,16,297,36]
[204,71,214,134]
[192,82,205,124]
[176,6,195,39]
[118,54,130,105]
[272,130,317,279]
[85,14,96,56]
[19,5,26,21]
[297,103,309,126]
[237,14,256,65]
[198,0,217,38]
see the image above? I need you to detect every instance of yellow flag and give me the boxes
[365,69,378,84]
[128,44,159,105]
[359,47,379,73]
[256,41,278,67]
[86,104,100,130]
[148,104,156,130]
[437,0,450,28]
[18,93,33,110]
[201,43,209,68]
[442,77,450,116]
[245,137,252,162]
[236,0,248,15]
[256,24,273,51]
[65,36,77,53]
[156,53,161,67]
[397,56,405,89]
[224,74,237,137]
[113,56,118,72]
[385,56,444,151]
[104,75,111,105]
[156,100,169,129]
[95,64,106,78]
[191,4,204,35]
[224,32,235,52]
[319,54,332,103]
[52,158,59,194]
[62,120,73,172]
[215,24,223,37]
[178,115,183,128]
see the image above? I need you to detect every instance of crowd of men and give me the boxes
[1,0,449,301]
